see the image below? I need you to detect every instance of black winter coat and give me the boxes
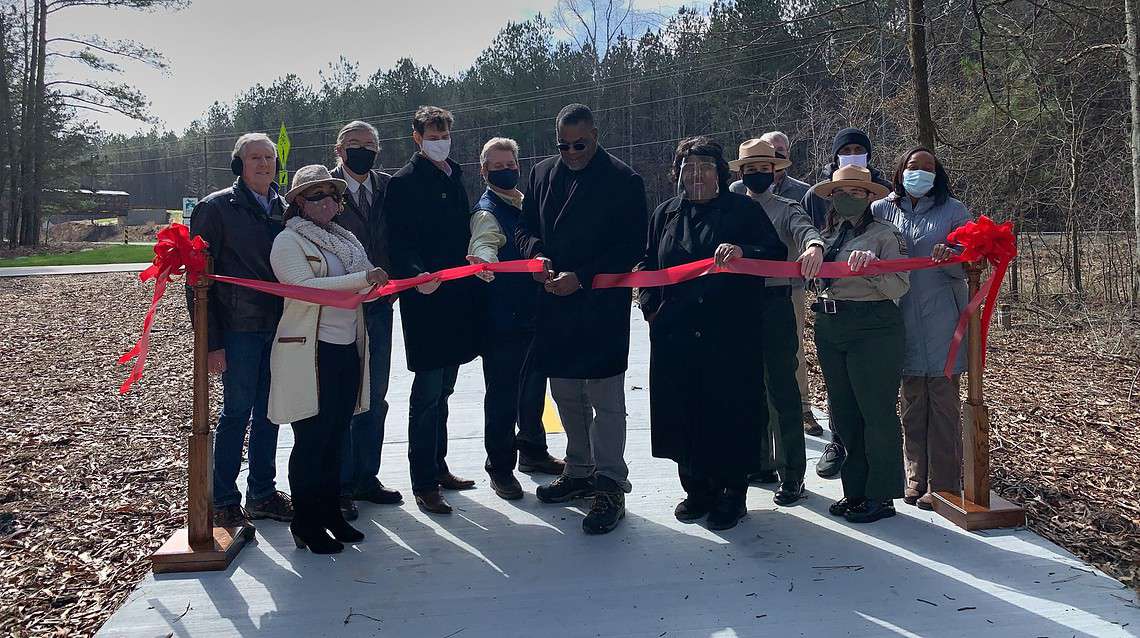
[330,165,392,273]
[637,191,786,477]
[515,148,647,379]
[186,178,285,351]
[385,153,483,372]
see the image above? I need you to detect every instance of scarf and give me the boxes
[286,216,373,274]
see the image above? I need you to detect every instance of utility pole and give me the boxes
[201,137,208,197]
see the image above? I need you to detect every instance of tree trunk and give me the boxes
[907,0,936,150]
[0,11,12,247]
[1127,0,1140,302]
[26,0,46,245]
[16,0,40,246]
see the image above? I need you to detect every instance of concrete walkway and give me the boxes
[97,309,1140,638]
[0,263,150,277]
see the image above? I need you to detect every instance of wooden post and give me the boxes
[151,256,254,573]
[932,261,1025,531]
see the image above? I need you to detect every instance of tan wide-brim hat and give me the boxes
[728,138,793,171]
[284,164,348,204]
[812,164,890,199]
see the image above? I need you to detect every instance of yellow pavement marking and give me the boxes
[542,392,563,433]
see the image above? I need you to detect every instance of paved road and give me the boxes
[0,263,151,278]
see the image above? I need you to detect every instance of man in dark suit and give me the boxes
[329,120,402,521]
[515,104,648,534]
[384,106,481,515]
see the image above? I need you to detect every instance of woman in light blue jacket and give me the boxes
[871,147,969,511]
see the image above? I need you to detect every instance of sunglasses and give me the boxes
[556,141,588,152]
[302,191,336,203]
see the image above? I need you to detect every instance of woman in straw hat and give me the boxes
[268,164,389,554]
[637,136,786,530]
[810,164,910,524]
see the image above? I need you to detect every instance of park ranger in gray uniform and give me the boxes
[729,138,824,505]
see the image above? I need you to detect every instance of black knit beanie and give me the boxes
[831,127,872,161]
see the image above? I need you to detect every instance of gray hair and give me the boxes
[232,132,276,160]
[336,120,380,146]
[760,131,790,150]
[480,137,520,168]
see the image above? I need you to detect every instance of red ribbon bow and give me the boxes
[118,224,209,393]
[943,215,1016,377]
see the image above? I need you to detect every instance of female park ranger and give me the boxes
[811,164,910,524]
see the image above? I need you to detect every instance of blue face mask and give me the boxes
[902,169,935,198]
[487,168,519,190]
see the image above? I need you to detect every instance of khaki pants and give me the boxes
[900,375,962,496]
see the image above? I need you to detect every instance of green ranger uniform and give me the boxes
[813,215,910,502]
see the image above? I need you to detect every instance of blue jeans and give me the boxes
[214,330,279,507]
[340,301,394,494]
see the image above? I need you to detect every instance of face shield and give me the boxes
[677,157,720,202]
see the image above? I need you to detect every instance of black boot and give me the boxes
[828,496,865,516]
[674,494,713,522]
[320,499,364,543]
[845,499,896,524]
[707,488,747,530]
[536,475,595,503]
[582,476,625,534]
[773,479,806,506]
[290,498,344,554]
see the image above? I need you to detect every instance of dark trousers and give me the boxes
[814,301,906,502]
[340,301,394,494]
[214,330,278,507]
[515,338,550,459]
[289,342,360,526]
[757,294,808,484]
[408,365,459,492]
[679,463,747,502]
[482,331,545,474]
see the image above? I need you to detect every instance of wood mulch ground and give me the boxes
[0,273,1136,636]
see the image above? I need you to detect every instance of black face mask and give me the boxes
[345,147,377,175]
[741,171,774,194]
[487,168,520,190]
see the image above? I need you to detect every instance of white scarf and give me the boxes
[286,216,373,274]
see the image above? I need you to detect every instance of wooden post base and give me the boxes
[151,525,255,574]
[932,490,1025,531]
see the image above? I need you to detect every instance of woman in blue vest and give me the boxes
[468,137,560,501]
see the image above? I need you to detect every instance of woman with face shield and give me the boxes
[810,165,910,524]
[268,165,389,554]
[636,137,786,530]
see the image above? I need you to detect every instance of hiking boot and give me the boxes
[845,499,897,524]
[518,453,566,476]
[583,478,625,535]
[490,472,524,501]
[674,495,713,522]
[815,442,846,479]
[536,475,595,503]
[707,490,747,530]
[353,480,403,505]
[803,410,824,436]
[213,504,254,530]
[247,491,294,522]
[339,495,359,521]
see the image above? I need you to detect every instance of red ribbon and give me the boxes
[942,215,1016,377]
[118,224,208,393]
[120,218,1014,392]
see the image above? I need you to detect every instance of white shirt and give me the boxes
[316,248,359,345]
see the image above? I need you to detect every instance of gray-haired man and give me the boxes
[187,132,293,529]
[329,120,402,520]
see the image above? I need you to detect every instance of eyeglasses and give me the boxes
[302,191,336,203]
[556,141,588,152]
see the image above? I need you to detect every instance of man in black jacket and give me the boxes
[516,104,648,534]
[330,120,402,521]
[385,106,481,515]
[187,132,293,529]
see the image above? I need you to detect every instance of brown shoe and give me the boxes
[518,453,566,476]
[904,491,923,506]
[917,493,935,511]
[803,410,824,436]
[437,472,476,491]
[414,490,453,514]
[213,504,254,530]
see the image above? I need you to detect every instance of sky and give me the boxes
[48,0,688,136]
